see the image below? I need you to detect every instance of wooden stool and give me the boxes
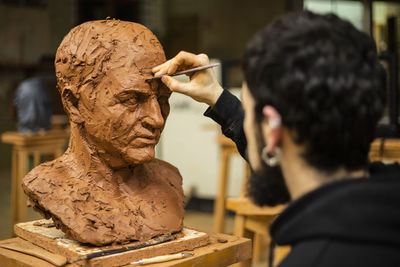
[369,138,400,163]
[1,130,69,226]
[226,198,288,267]
[214,135,288,266]
[214,135,248,233]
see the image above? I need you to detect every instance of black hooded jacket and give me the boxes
[205,90,400,266]
[273,162,400,267]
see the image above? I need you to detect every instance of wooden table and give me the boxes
[0,231,251,267]
[1,130,69,225]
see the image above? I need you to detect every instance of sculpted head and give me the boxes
[55,20,170,167]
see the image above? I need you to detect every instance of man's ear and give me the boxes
[262,105,282,154]
[62,88,84,124]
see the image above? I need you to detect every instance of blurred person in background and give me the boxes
[14,74,52,134]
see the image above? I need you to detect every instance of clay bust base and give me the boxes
[23,150,184,246]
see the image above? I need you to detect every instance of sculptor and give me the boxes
[22,20,184,246]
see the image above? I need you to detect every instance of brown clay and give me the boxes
[22,20,184,246]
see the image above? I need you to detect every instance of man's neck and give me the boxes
[280,131,368,201]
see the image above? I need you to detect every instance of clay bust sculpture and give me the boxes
[22,20,184,246]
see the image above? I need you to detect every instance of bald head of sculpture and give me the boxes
[55,20,170,168]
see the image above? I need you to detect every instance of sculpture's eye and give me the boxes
[116,91,148,107]
[120,98,138,108]
[131,92,148,103]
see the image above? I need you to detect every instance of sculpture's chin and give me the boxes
[122,146,156,165]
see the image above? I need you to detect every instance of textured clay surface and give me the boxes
[22,20,184,246]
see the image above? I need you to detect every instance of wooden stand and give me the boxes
[369,138,400,163]
[214,135,248,233]
[0,219,251,267]
[1,130,69,225]
[215,135,289,266]
[226,198,289,267]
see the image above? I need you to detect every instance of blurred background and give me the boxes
[0,0,400,265]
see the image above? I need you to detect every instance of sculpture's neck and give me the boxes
[67,123,134,183]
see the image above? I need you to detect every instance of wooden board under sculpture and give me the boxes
[13,219,210,267]
[2,223,251,267]
[11,19,213,265]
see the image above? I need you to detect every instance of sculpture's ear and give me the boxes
[62,88,84,124]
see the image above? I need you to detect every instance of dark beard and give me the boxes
[247,162,290,206]
[246,123,290,206]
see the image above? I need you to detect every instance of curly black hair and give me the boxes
[243,11,386,173]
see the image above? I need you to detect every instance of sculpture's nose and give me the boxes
[142,96,164,131]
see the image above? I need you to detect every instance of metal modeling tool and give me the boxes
[70,235,174,263]
[130,252,194,265]
[146,63,220,82]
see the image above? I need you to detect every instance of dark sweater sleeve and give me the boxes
[204,89,248,160]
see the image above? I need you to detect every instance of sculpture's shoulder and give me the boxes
[22,155,77,220]
[22,155,73,191]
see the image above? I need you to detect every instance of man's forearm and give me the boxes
[204,89,248,160]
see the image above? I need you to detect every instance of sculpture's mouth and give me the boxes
[132,135,159,146]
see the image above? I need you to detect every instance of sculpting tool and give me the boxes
[70,235,174,263]
[146,63,220,82]
[130,252,194,265]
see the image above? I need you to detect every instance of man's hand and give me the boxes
[152,51,224,107]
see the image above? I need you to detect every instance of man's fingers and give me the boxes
[152,62,166,73]
[161,76,190,95]
[154,67,168,77]
[154,51,210,77]
[154,63,172,77]
[167,62,180,76]
[152,60,172,74]
[152,65,162,73]
[167,51,207,75]
[197,53,210,65]
[166,51,195,74]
